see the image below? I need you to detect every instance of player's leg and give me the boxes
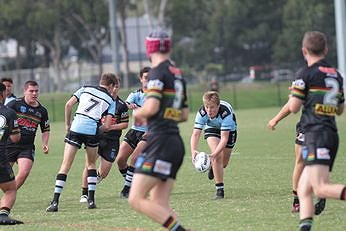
[222,148,232,168]
[80,164,88,203]
[115,141,134,177]
[0,180,23,225]
[46,143,78,212]
[297,167,314,231]
[129,174,186,230]
[14,157,33,190]
[207,136,224,199]
[85,145,99,209]
[120,140,146,198]
[292,143,304,212]
[97,157,112,181]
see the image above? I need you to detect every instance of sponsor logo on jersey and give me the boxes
[163,107,181,121]
[20,106,27,113]
[17,118,38,128]
[314,104,337,116]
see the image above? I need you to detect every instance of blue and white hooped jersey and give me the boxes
[194,100,237,132]
[126,89,147,132]
[70,86,116,135]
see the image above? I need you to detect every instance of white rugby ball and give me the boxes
[194,152,211,173]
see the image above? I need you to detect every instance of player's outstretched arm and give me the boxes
[267,102,291,130]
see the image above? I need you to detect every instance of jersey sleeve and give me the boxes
[8,109,20,135]
[146,68,164,100]
[40,107,50,133]
[73,87,85,101]
[194,107,206,130]
[290,78,307,101]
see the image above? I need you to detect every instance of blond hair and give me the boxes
[203,91,220,105]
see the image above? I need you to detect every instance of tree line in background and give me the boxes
[0,0,336,88]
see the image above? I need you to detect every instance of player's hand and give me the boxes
[42,145,49,154]
[191,150,198,164]
[133,109,147,126]
[209,153,217,162]
[267,119,277,130]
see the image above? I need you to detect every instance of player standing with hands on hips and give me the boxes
[287,31,345,231]
[128,30,190,231]
[190,91,237,199]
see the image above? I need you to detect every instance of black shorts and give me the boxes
[204,128,237,148]
[302,130,339,172]
[123,129,146,149]
[134,133,184,180]
[295,122,305,145]
[295,132,305,145]
[98,138,120,162]
[7,146,35,162]
[65,131,99,148]
[0,162,15,183]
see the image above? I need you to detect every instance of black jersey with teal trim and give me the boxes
[290,59,344,132]
[6,98,50,147]
[0,104,19,164]
[101,96,129,139]
[145,60,188,134]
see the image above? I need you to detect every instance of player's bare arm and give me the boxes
[64,96,78,131]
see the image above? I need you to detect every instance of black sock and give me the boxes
[119,167,128,178]
[53,173,67,202]
[339,186,346,200]
[162,216,186,231]
[0,207,10,216]
[87,169,97,202]
[82,187,88,196]
[215,183,224,191]
[299,217,313,231]
[293,190,299,204]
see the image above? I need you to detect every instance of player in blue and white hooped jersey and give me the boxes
[191,91,237,199]
[115,66,150,198]
[46,73,117,212]
[79,75,129,203]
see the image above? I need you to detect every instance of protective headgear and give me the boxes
[145,30,171,59]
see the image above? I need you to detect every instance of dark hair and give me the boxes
[1,77,13,84]
[0,83,6,92]
[100,72,117,86]
[24,80,39,90]
[140,66,151,78]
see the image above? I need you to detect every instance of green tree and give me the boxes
[272,0,336,66]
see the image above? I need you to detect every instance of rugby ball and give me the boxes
[194,152,211,173]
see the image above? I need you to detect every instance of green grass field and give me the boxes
[3,107,346,231]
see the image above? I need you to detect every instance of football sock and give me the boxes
[82,187,88,196]
[53,173,67,202]
[124,166,135,187]
[163,216,186,231]
[299,217,312,231]
[87,169,98,202]
[0,207,10,216]
[340,186,346,200]
[215,182,224,191]
[119,167,128,178]
[293,190,299,204]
